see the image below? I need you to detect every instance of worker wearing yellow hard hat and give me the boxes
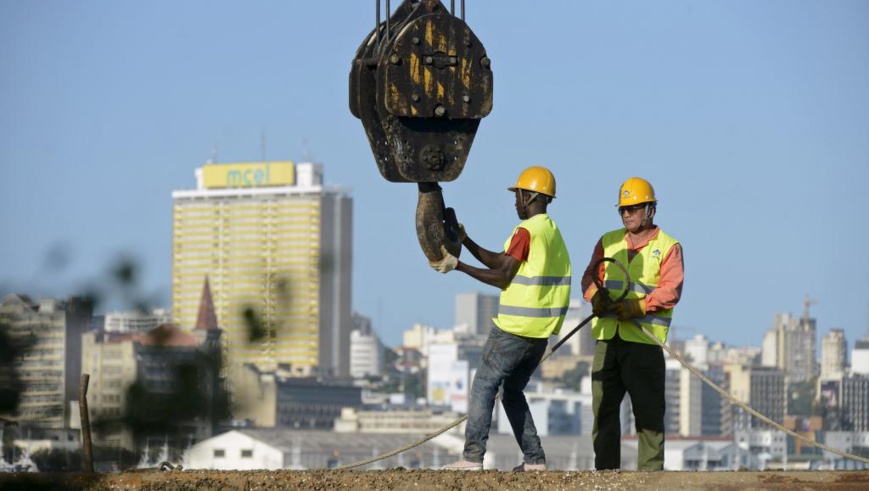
[430,165,571,472]
[581,176,685,471]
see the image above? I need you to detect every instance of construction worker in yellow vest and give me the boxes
[430,166,571,471]
[581,177,684,471]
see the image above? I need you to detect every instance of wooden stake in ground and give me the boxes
[80,374,94,473]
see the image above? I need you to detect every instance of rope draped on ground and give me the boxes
[337,257,869,470]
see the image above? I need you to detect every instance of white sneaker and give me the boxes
[512,462,546,472]
[443,460,483,471]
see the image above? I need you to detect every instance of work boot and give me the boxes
[513,462,546,472]
[443,460,483,471]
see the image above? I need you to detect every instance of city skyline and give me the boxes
[2,1,868,349]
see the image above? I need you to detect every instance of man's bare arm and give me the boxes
[456,252,520,290]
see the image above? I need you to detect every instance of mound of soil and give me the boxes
[2,469,867,490]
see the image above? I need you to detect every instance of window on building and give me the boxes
[241,449,253,458]
[214,449,225,458]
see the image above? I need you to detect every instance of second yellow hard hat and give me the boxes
[618,177,656,207]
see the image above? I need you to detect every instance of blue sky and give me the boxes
[2,1,867,350]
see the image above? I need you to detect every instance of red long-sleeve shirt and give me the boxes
[581,227,684,313]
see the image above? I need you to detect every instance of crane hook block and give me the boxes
[350,0,493,183]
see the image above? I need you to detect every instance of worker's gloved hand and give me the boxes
[429,246,458,274]
[616,298,646,320]
[590,289,615,316]
[456,223,467,243]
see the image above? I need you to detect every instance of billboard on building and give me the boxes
[820,380,840,408]
[202,161,294,188]
[448,360,469,414]
[428,344,458,407]
[427,344,468,413]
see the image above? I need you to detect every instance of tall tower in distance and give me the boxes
[820,328,847,379]
[770,296,818,384]
[171,161,352,379]
[454,292,498,337]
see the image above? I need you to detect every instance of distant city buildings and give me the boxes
[6,200,869,476]
[80,281,224,451]
[454,291,498,337]
[723,365,786,435]
[171,161,353,378]
[349,313,383,379]
[0,294,92,429]
[81,324,223,451]
[841,375,869,432]
[764,311,818,383]
[230,364,362,429]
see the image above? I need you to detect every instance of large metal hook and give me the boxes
[416,183,461,261]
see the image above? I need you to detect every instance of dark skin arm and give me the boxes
[455,236,521,290]
[451,188,545,289]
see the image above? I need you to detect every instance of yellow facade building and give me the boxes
[171,161,352,378]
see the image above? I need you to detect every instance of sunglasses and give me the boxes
[618,204,646,214]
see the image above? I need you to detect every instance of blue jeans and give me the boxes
[463,327,549,464]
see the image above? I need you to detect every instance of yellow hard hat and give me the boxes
[617,177,656,207]
[508,166,556,198]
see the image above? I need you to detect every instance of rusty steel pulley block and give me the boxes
[350,0,493,261]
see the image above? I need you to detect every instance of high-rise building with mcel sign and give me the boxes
[172,161,352,378]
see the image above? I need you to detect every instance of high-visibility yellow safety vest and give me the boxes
[494,213,571,338]
[592,228,679,345]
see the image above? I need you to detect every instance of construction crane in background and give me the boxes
[349,0,493,262]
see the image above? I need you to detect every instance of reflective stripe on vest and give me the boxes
[494,214,571,338]
[592,228,678,345]
[512,276,572,287]
[604,279,656,295]
[499,305,571,318]
[599,312,672,327]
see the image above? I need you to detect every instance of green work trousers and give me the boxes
[591,334,666,471]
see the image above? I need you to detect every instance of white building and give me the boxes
[551,298,594,358]
[186,429,294,470]
[821,329,847,378]
[496,381,593,436]
[634,439,737,471]
[733,429,788,469]
[761,330,777,367]
[851,338,869,375]
[350,329,383,378]
[102,309,172,333]
[684,334,710,367]
[426,343,469,413]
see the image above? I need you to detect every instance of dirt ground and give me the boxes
[2,469,869,491]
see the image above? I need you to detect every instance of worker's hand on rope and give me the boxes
[589,287,615,316]
[429,245,458,273]
[615,298,646,320]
